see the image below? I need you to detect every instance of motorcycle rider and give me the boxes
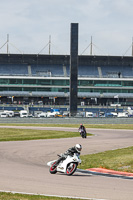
[78,124,86,136]
[52,144,82,167]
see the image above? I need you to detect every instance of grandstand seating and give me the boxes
[0,64,28,75]
[0,63,133,78]
[78,65,99,77]
[66,65,99,77]
[101,65,133,78]
[62,65,133,78]
[31,65,64,76]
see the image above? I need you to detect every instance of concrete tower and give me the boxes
[70,23,78,116]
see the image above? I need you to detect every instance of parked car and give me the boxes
[1,112,8,118]
[47,112,55,118]
[38,112,47,118]
[28,114,33,118]
[99,112,105,117]
[111,112,118,117]
[105,113,114,118]
[63,112,69,117]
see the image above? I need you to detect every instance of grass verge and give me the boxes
[0,128,92,141]
[80,146,133,173]
[0,192,86,200]
[0,123,133,129]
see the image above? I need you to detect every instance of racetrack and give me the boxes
[0,127,133,200]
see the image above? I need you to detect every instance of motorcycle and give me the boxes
[47,153,81,176]
[79,130,87,138]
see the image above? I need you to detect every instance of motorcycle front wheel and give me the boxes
[49,161,57,174]
[66,163,77,176]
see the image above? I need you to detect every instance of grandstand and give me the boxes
[0,54,133,106]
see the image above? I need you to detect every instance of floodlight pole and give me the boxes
[7,34,9,54]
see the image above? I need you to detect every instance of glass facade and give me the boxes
[0,78,69,86]
[0,77,133,94]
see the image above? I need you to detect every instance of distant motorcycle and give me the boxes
[79,130,87,138]
[47,153,81,176]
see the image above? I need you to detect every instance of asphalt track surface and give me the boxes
[0,127,133,200]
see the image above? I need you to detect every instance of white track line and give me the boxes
[0,190,107,200]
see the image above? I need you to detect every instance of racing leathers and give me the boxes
[54,146,80,167]
[78,125,86,133]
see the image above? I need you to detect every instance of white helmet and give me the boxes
[75,144,82,153]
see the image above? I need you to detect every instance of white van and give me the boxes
[19,110,28,118]
[86,112,93,118]
[117,112,128,118]
[4,110,14,117]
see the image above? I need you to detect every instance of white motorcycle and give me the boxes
[47,153,81,176]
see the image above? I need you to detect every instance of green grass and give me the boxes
[80,146,133,173]
[0,128,77,141]
[0,128,92,141]
[0,123,133,129]
[0,192,88,200]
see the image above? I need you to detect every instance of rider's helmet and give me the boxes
[75,144,82,153]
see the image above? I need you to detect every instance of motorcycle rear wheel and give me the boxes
[66,163,77,176]
[49,161,57,174]
[81,132,87,138]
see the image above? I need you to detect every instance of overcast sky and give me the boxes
[0,0,133,56]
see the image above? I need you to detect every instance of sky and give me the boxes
[0,0,133,56]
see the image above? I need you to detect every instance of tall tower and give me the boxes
[70,23,78,116]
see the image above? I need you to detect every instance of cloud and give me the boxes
[0,0,133,55]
